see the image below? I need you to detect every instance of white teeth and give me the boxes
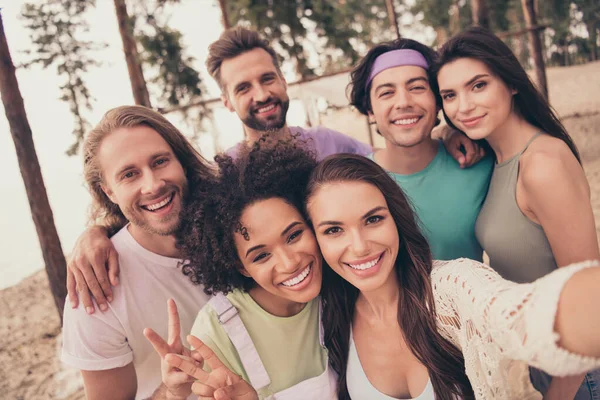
[393,117,419,125]
[145,194,173,211]
[257,104,276,113]
[281,265,311,287]
[348,255,380,270]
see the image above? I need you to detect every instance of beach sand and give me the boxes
[1,61,599,399]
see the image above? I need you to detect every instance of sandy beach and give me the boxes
[1,61,599,400]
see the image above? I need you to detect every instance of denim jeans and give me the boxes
[530,367,600,400]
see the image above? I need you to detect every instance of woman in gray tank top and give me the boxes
[434,27,599,400]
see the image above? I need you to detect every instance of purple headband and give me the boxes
[366,49,429,90]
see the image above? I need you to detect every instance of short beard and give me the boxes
[242,98,290,132]
[125,181,188,237]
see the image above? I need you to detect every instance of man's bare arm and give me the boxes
[81,363,137,400]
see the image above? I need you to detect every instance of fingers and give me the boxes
[143,328,170,358]
[167,299,181,348]
[187,335,227,371]
[76,257,108,312]
[165,353,210,381]
[90,251,112,305]
[214,381,258,400]
[447,144,466,168]
[72,267,94,314]
[107,249,120,286]
[66,267,78,309]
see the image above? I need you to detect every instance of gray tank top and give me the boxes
[475,132,557,283]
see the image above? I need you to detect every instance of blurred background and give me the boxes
[0,0,598,398]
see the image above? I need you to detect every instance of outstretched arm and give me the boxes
[433,259,600,377]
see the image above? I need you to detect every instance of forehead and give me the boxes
[220,48,278,91]
[235,198,303,247]
[308,181,386,220]
[97,125,174,176]
[371,65,429,89]
[438,58,492,87]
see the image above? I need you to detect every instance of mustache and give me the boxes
[250,97,281,113]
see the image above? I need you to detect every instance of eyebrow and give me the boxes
[281,221,302,237]
[317,206,388,227]
[244,244,265,259]
[439,74,489,94]
[244,221,303,258]
[113,151,171,180]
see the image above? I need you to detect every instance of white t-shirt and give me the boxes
[61,226,210,399]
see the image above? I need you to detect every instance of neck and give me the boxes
[377,137,439,175]
[248,286,306,317]
[356,270,400,321]
[244,124,291,145]
[485,113,540,163]
[127,225,180,258]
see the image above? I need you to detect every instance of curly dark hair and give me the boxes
[177,135,317,294]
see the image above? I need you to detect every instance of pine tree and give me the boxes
[0,13,67,322]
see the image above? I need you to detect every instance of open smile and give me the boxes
[391,115,422,128]
[279,262,314,291]
[253,102,280,117]
[141,192,175,213]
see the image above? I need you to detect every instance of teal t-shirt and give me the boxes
[370,143,493,261]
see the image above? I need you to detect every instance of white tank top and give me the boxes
[347,331,435,400]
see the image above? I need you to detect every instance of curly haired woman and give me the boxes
[174,135,337,399]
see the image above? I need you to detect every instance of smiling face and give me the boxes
[438,58,517,141]
[307,181,400,294]
[98,125,188,240]
[234,197,322,316]
[220,48,290,134]
[368,65,438,148]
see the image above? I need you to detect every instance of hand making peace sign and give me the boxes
[144,298,204,400]
[165,335,258,400]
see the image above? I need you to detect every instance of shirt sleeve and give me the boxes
[61,300,133,371]
[323,128,372,156]
[432,258,600,377]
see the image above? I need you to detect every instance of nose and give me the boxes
[253,84,270,103]
[350,229,370,257]
[279,247,302,273]
[458,93,475,114]
[393,90,413,110]
[140,171,165,195]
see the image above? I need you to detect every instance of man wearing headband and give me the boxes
[349,39,494,261]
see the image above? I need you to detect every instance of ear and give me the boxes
[238,266,252,278]
[101,183,117,204]
[221,93,235,112]
[367,110,376,124]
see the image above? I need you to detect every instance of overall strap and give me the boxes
[208,293,271,390]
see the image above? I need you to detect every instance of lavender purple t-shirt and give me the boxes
[224,126,372,161]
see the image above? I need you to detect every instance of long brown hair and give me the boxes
[83,105,214,234]
[434,27,581,163]
[306,154,474,400]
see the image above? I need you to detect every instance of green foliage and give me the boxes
[21,0,102,155]
[226,0,390,78]
[131,0,209,123]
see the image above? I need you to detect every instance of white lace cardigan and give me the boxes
[431,258,600,399]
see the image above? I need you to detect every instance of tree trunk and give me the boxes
[385,0,401,39]
[586,21,598,61]
[113,0,151,108]
[521,0,548,99]
[218,0,231,29]
[471,0,490,29]
[0,15,67,322]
